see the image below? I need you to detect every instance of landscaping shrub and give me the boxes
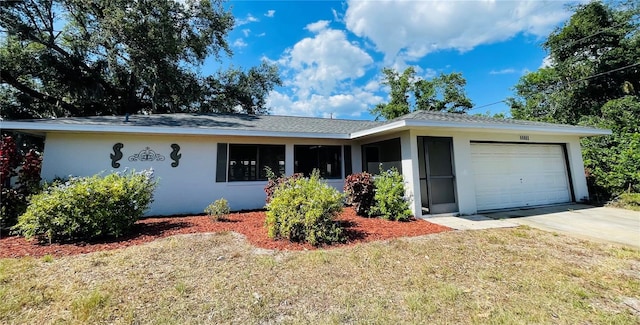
[616,193,640,211]
[13,169,156,243]
[343,172,375,216]
[265,170,345,246]
[264,166,303,204]
[371,167,412,221]
[205,198,230,221]
[1,134,42,229]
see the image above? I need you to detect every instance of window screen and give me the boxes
[228,144,285,182]
[294,145,342,179]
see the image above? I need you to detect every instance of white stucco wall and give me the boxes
[40,128,590,218]
[403,129,589,216]
[41,132,351,216]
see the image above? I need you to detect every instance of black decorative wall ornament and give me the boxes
[128,147,165,162]
[170,144,182,168]
[110,143,124,168]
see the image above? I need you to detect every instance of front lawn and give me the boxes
[1,227,639,324]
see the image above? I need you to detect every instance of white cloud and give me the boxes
[267,89,383,118]
[278,21,374,97]
[305,20,330,33]
[344,0,578,62]
[233,38,248,48]
[265,10,275,18]
[236,14,259,26]
[540,55,554,68]
[364,80,381,92]
[242,29,251,37]
[268,21,380,118]
[332,8,342,22]
[489,68,517,75]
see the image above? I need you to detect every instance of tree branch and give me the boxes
[1,69,78,114]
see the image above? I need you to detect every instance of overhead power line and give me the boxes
[553,17,638,52]
[471,61,640,111]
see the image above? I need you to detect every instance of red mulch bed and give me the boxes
[0,207,451,258]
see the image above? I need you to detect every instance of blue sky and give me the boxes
[206,0,584,120]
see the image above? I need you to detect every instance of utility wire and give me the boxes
[551,17,638,52]
[471,62,640,111]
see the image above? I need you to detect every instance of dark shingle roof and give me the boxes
[21,113,383,135]
[3,110,608,137]
[392,110,597,130]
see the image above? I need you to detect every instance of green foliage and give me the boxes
[581,96,640,197]
[13,170,156,243]
[370,67,473,120]
[616,193,640,211]
[343,172,375,216]
[205,198,230,221]
[0,135,42,229]
[508,1,640,200]
[263,166,303,204]
[509,2,639,125]
[371,167,412,221]
[0,0,280,118]
[265,170,345,246]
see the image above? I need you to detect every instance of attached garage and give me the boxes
[3,110,609,216]
[471,143,572,211]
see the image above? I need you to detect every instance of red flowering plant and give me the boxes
[0,135,20,187]
[343,172,375,217]
[1,134,42,230]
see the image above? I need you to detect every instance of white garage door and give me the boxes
[471,143,572,211]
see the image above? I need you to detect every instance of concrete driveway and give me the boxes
[485,204,640,248]
[428,204,640,248]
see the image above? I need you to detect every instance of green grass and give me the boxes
[1,228,639,324]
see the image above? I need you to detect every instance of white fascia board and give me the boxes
[349,119,611,138]
[349,120,408,139]
[0,121,351,140]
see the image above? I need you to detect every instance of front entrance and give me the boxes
[418,137,458,215]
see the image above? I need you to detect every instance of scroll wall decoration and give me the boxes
[110,144,181,168]
[170,144,181,167]
[128,147,165,162]
[110,143,124,168]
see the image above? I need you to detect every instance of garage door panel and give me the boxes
[471,143,571,211]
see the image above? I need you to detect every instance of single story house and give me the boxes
[1,110,610,217]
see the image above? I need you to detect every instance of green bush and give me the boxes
[13,169,156,243]
[264,166,304,204]
[205,198,230,221]
[265,170,345,246]
[371,167,412,221]
[616,193,640,211]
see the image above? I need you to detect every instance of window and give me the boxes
[294,145,342,179]
[362,138,402,173]
[224,144,285,182]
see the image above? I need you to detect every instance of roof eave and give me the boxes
[349,120,611,138]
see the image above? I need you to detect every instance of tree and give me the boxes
[581,96,640,197]
[0,0,281,119]
[508,1,640,199]
[509,1,640,124]
[370,67,473,120]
